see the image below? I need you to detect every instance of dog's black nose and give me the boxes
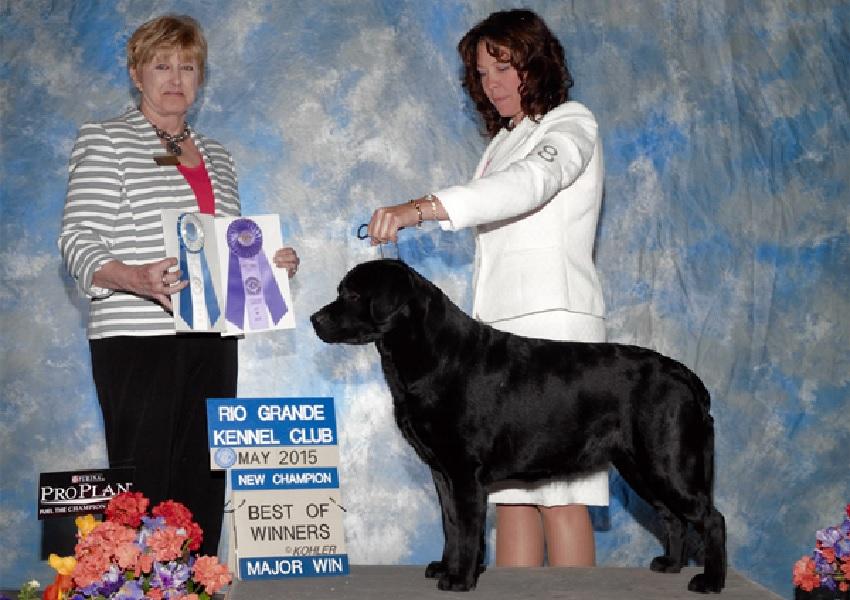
[310,308,335,342]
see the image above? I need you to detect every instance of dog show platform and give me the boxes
[227,565,783,600]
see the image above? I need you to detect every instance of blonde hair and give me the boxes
[127,15,208,84]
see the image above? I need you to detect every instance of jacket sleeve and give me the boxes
[437,103,598,230]
[220,147,242,216]
[57,122,122,299]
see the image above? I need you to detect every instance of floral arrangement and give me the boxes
[42,492,231,600]
[793,503,850,595]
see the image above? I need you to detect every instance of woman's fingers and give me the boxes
[274,247,300,277]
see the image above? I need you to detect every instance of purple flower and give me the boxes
[139,514,167,547]
[78,564,124,598]
[817,526,843,548]
[836,536,850,560]
[820,574,838,591]
[813,552,837,573]
[114,579,145,600]
[150,560,191,592]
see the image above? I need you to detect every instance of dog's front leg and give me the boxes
[425,468,457,579]
[426,469,489,584]
[436,479,488,592]
[425,469,490,581]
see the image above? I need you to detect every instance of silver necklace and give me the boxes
[151,122,191,155]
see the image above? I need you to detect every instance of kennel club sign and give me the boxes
[207,397,349,580]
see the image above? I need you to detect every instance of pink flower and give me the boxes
[105,492,149,528]
[793,556,820,592]
[114,541,141,570]
[147,526,187,562]
[137,553,154,576]
[183,520,204,552]
[152,500,203,551]
[147,589,164,600]
[192,555,232,595]
[822,547,837,563]
[176,595,199,600]
[71,521,136,587]
[152,500,193,526]
[71,550,109,588]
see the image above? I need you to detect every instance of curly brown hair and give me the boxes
[458,9,573,138]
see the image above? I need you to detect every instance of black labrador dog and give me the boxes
[311,259,726,593]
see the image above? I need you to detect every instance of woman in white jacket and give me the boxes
[367,9,606,568]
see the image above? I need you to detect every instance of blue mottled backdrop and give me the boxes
[1,1,848,597]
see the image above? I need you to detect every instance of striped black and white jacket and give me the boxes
[58,108,241,339]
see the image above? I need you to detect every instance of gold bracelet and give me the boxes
[410,199,423,227]
[426,193,438,220]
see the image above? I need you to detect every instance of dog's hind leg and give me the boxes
[613,456,687,573]
[649,507,686,573]
[687,507,726,593]
[633,471,726,592]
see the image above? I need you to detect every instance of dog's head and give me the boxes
[310,259,421,345]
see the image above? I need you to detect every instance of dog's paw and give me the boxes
[687,573,724,594]
[437,574,477,592]
[649,555,682,573]
[426,561,486,579]
[425,561,444,579]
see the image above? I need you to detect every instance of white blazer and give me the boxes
[437,101,605,324]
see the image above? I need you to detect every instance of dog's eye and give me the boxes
[343,291,360,302]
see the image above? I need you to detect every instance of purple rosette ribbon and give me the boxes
[225,218,288,330]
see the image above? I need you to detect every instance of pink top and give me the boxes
[177,161,215,215]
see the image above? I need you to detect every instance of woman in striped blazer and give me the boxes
[58,14,299,556]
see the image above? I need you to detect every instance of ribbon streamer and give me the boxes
[177,213,221,329]
[225,218,288,330]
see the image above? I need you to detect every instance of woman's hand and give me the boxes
[92,258,188,311]
[367,203,419,245]
[274,247,300,278]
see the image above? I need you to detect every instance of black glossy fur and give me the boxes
[311,259,726,593]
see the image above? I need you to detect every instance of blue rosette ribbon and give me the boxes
[177,212,221,329]
[225,218,288,330]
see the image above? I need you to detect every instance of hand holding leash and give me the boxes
[357,223,402,260]
[365,203,420,245]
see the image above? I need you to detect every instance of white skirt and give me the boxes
[485,309,609,507]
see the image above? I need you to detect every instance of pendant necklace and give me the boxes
[152,122,191,155]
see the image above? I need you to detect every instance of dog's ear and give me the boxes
[369,263,417,327]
